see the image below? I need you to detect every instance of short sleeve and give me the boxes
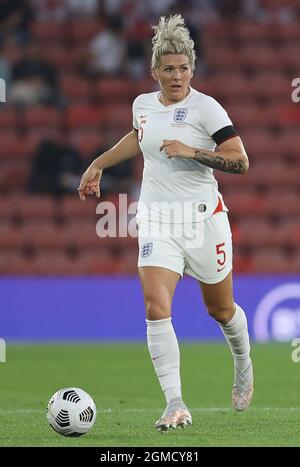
[202,97,233,137]
[132,97,139,130]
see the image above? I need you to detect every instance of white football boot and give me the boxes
[232,360,254,411]
[155,397,192,432]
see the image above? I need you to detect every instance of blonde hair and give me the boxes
[151,15,196,70]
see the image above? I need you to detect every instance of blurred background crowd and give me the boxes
[0,0,299,275]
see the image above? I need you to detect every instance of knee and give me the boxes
[144,293,171,321]
[206,303,235,325]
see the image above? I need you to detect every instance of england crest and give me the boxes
[173,108,188,123]
[141,242,153,258]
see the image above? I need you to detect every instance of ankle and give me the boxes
[169,396,183,405]
[234,356,251,372]
[165,387,182,404]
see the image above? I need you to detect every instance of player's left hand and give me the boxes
[160,140,195,159]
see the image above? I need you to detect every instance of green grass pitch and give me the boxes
[1,342,300,447]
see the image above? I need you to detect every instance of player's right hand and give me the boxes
[78,166,102,201]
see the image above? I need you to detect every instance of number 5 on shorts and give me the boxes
[216,242,226,271]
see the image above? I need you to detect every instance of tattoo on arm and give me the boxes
[194,150,248,174]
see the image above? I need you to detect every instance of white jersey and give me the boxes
[132,86,233,223]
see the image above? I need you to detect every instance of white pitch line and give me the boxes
[1,407,300,415]
[100,407,300,413]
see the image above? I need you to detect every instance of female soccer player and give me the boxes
[78,15,253,432]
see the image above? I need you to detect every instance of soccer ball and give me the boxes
[46,387,97,437]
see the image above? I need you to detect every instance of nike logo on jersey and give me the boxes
[217,266,226,272]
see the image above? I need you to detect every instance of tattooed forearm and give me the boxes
[194,150,248,174]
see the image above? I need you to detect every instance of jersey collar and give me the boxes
[156,86,195,108]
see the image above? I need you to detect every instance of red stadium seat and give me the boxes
[0,196,20,221]
[0,107,19,129]
[227,101,265,128]
[288,222,300,248]
[209,73,250,99]
[0,133,35,159]
[233,255,252,273]
[239,45,278,69]
[236,219,272,248]
[67,129,104,158]
[17,196,56,221]
[30,21,65,42]
[277,104,300,129]
[24,128,64,154]
[202,22,232,40]
[93,78,132,102]
[63,222,101,250]
[278,43,300,68]
[64,217,137,253]
[0,132,27,158]
[0,225,23,249]
[60,74,92,102]
[0,162,29,193]
[65,105,106,129]
[40,43,87,71]
[76,251,119,275]
[262,102,289,127]
[276,129,300,156]
[263,191,300,217]
[206,46,237,68]
[133,78,159,96]
[275,24,300,41]
[224,189,265,216]
[235,219,296,249]
[67,45,89,70]
[26,251,119,275]
[272,220,300,249]
[60,196,99,220]
[237,22,272,41]
[247,161,299,187]
[22,107,62,130]
[111,234,138,252]
[290,251,300,274]
[0,252,33,275]
[42,44,74,69]
[2,41,22,66]
[103,104,132,130]
[241,129,277,159]
[250,72,289,100]
[29,252,77,275]
[116,250,138,275]
[251,249,291,274]
[191,78,213,96]
[20,223,67,250]
[66,19,103,43]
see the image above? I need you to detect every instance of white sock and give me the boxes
[219,303,251,371]
[146,318,182,404]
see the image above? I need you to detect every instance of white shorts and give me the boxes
[137,211,232,284]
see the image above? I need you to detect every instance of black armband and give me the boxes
[212,125,238,145]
